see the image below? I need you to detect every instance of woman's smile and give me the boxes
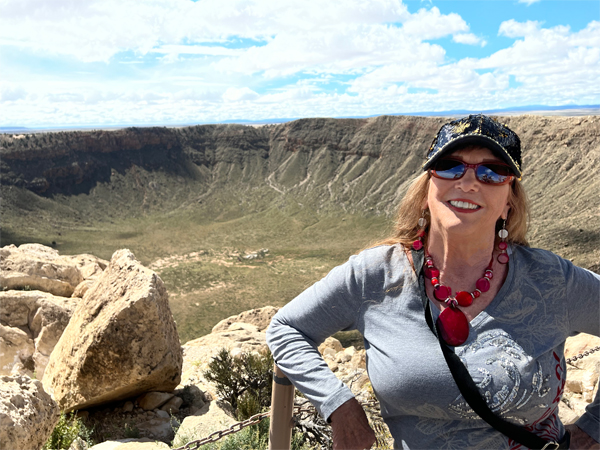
[447,199,481,212]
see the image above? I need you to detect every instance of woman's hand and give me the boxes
[329,397,377,450]
[565,424,600,449]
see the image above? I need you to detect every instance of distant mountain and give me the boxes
[0,127,31,133]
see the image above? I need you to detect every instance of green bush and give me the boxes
[203,348,274,419]
[43,412,93,450]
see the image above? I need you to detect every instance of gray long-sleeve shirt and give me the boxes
[266,244,600,449]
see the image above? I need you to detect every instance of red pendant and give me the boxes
[437,307,469,346]
[455,290,473,307]
[497,253,509,264]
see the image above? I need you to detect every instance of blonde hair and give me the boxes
[374,172,530,249]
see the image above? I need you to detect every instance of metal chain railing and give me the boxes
[566,345,600,365]
[171,400,379,450]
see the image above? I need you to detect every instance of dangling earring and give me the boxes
[497,220,509,264]
[412,211,427,251]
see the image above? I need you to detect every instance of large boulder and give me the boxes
[0,244,107,297]
[42,249,182,412]
[0,290,77,377]
[0,375,60,450]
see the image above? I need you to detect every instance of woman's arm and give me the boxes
[267,246,394,419]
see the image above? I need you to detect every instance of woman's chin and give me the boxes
[435,217,494,240]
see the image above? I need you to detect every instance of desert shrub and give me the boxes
[203,348,274,419]
[123,423,140,439]
[43,412,93,450]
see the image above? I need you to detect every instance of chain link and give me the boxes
[566,345,600,365]
[172,346,599,450]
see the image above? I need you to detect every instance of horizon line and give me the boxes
[2,104,599,134]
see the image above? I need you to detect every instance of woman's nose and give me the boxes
[457,166,479,189]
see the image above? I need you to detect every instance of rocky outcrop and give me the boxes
[172,401,237,448]
[211,305,278,333]
[0,244,106,297]
[560,333,600,425]
[0,375,60,450]
[0,290,77,377]
[42,249,182,412]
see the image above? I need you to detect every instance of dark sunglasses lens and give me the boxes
[476,164,512,184]
[433,160,465,179]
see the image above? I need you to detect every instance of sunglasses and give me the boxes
[430,158,515,185]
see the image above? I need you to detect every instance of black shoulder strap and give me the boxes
[412,249,563,450]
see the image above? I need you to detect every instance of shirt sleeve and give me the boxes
[563,259,600,442]
[266,247,387,420]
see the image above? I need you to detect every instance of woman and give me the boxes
[266,114,600,449]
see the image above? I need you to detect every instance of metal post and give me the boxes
[268,364,295,450]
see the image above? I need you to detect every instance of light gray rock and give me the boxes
[0,290,76,377]
[0,323,34,376]
[0,244,107,297]
[211,306,279,333]
[72,279,97,298]
[318,336,344,354]
[88,438,169,450]
[134,415,177,442]
[155,410,170,419]
[172,401,236,448]
[42,249,182,412]
[68,436,89,450]
[122,401,134,413]
[160,396,183,414]
[137,392,174,411]
[0,375,60,450]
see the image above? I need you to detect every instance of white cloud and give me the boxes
[222,87,259,102]
[499,20,543,38]
[0,85,27,102]
[453,33,486,47]
[518,0,542,5]
[151,45,244,57]
[401,7,468,40]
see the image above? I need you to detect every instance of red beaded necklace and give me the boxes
[424,251,494,346]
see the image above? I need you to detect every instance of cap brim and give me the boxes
[423,135,522,178]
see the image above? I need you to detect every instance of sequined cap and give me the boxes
[423,114,522,178]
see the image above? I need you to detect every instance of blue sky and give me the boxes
[0,0,598,128]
